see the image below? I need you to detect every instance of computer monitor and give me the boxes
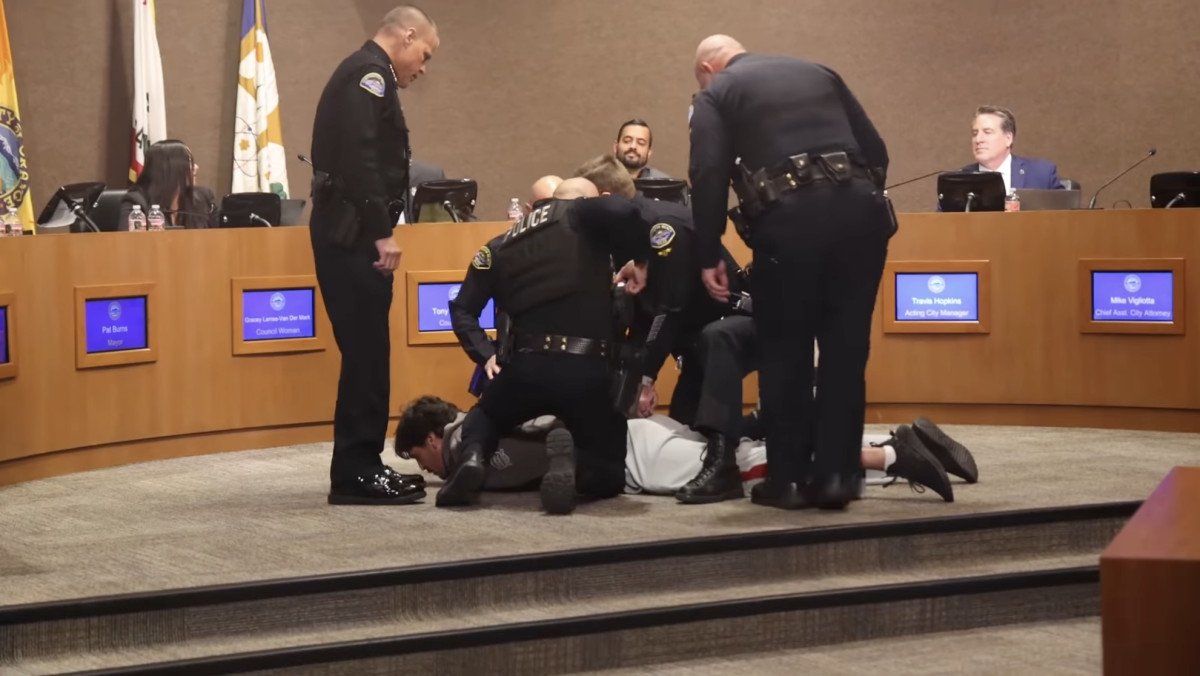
[411,179,478,223]
[241,288,316,341]
[634,178,690,206]
[36,182,106,232]
[936,172,1006,212]
[415,281,495,332]
[894,272,979,322]
[1149,172,1200,209]
[89,189,128,232]
[219,192,282,227]
[83,296,149,353]
[1090,271,1174,322]
[1015,189,1082,211]
[279,198,306,225]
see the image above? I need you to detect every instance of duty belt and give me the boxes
[514,332,610,359]
[750,151,872,203]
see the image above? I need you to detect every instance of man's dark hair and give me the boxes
[395,395,460,457]
[616,118,653,147]
[975,105,1016,137]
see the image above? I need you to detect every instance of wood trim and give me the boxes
[881,260,991,334]
[0,291,15,380]
[73,283,159,369]
[405,269,496,346]
[866,403,1200,433]
[230,276,327,356]
[1078,258,1186,335]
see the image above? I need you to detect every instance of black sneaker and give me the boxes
[912,417,979,483]
[541,428,577,515]
[885,425,954,503]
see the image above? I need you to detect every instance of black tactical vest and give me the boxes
[492,199,613,319]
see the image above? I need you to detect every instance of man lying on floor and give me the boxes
[394,395,979,513]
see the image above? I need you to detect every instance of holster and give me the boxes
[495,313,513,365]
[609,287,642,416]
[312,171,360,248]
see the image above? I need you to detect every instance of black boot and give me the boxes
[436,443,487,507]
[676,433,744,504]
[540,428,577,515]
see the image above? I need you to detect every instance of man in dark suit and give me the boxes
[966,105,1061,191]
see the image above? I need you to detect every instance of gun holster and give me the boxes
[312,170,360,248]
[609,343,646,417]
[496,313,514,365]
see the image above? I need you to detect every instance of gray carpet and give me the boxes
[0,424,1195,606]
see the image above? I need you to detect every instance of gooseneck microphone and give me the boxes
[248,212,273,227]
[1088,148,1157,209]
[885,169,949,192]
[1165,192,1187,209]
[297,154,314,168]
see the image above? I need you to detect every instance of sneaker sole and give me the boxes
[541,429,576,515]
[328,489,426,506]
[912,417,979,483]
[892,426,955,503]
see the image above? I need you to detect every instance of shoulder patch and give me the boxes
[471,245,492,270]
[649,223,676,250]
[359,72,386,98]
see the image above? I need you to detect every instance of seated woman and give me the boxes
[118,139,218,230]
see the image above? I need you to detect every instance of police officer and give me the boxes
[573,154,746,504]
[309,6,439,505]
[689,35,892,510]
[444,178,651,514]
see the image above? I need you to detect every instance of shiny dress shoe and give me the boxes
[382,466,426,489]
[804,474,859,510]
[435,444,487,507]
[328,471,426,505]
[750,479,811,510]
[540,429,577,515]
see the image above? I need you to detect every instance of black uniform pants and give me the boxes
[461,351,627,498]
[310,210,394,484]
[750,179,889,484]
[669,315,757,441]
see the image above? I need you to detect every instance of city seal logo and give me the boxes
[269,292,286,312]
[471,245,492,270]
[107,301,122,321]
[0,107,30,217]
[1123,274,1142,293]
[649,223,676,250]
[359,72,386,98]
[448,284,461,301]
[927,275,946,294]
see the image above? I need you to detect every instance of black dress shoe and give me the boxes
[540,428,577,515]
[328,471,426,505]
[885,424,954,502]
[912,417,979,483]
[750,479,811,510]
[436,444,487,507]
[382,466,426,489]
[804,474,859,510]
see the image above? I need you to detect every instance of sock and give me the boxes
[883,445,897,471]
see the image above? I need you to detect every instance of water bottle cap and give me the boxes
[150,204,160,209]
[132,205,142,211]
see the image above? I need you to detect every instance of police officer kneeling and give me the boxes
[442,178,651,514]
[689,35,894,510]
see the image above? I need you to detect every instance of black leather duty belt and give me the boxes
[751,151,872,202]
[514,333,610,359]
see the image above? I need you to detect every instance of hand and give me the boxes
[484,354,502,379]
[701,260,730,302]
[614,260,648,295]
[373,235,402,273]
[636,381,658,418]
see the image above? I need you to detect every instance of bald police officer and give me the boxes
[689,35,892,510]
[309,6,439,505]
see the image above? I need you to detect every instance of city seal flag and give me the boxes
[0,0,33,232]
[232,0,289,198]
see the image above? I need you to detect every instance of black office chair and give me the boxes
[1150,172,1200,208]
[219,192,282,227]
[634,178,691,206]
[90,189,128,232]
[410,179,478,223]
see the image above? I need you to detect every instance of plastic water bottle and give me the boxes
[128,205,147,232]
[147,204,166,231]
[506,197,523,221]
[1005,189,1021,212]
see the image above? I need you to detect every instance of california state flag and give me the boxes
[129,0,166,182]
[232,0,289,197]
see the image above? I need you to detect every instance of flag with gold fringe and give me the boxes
[0,0,33,232]
[130,0,167,182]
[232,0,289,197]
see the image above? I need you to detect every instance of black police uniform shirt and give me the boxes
[454,196,650,343]
[451,232,506,365]
[311,40,411,241]
[688,52,889,266]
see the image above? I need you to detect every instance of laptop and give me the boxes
[1016,189,1081,211]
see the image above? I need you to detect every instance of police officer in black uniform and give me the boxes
[573,154,747,504]
[443,178,651,514]
[309,6,439,505]
[689,35,892,510]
